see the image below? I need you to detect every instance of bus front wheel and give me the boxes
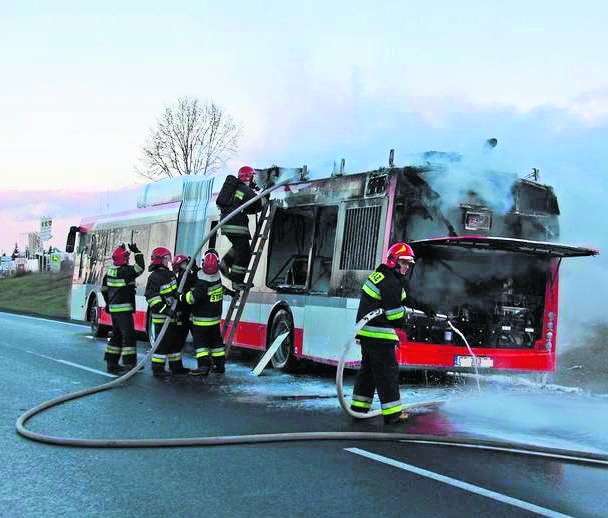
[89,296,108,338]
[269,309,299,372]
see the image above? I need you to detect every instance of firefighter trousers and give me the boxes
[169,312,191,371]
[151,321,177,372]
[351,338,402,418]
[191,324,225,370]
[104,312,137,367]
[221,234,252,283]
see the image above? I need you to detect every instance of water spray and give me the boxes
[336,308,479,422]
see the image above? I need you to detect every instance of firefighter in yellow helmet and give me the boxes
[351,242,417,425]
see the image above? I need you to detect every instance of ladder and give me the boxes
[223,203,276,351]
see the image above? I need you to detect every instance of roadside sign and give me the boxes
[40,217,53,241]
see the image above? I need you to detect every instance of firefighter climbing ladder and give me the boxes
[222,203,276,352]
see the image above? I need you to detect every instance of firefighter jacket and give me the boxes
[183,271,230,327]
[220,179,263,239]
[356,264,407,342]
[101,253,145,313]
[175,265,199,319]
[145,264,178,324]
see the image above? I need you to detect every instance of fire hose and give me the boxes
[13,174,608,467]
[336,308,478,422]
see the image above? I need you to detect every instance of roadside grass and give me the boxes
[551,322,608,393]
[0,271,72,319]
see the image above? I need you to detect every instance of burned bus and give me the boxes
[67,157,597,372]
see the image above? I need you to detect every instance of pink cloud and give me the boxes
[0,187,139,253]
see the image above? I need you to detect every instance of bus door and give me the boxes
[304,198,388,362]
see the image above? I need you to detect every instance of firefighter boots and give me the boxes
[383,411,410,425]
[190,358,211,377]
[152,367,171,379]
[106,362,130,375]
[123,362,145,372]
[169,364,191,375]
[212,357,225,374]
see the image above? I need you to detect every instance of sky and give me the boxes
[1,1,607,341]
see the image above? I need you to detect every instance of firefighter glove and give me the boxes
[128,243,141,253]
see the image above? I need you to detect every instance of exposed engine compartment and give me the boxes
[404,247,550,349]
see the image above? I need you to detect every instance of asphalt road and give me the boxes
[1,311,607,517]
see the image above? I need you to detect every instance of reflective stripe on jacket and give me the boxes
[145,264,178,323]
[355,264,407,342]
[184,272,225,326]
[100,253,145,313]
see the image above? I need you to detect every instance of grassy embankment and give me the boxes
[0,271,72,319]
[550,322,608,393]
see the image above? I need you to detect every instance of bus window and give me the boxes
[149,221,178,255]
[267,207,314,291]
[309,206,338,294]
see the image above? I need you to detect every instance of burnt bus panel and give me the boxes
[331,197,388,297]
[411,236,598,258]
[339,205,382,270]
[390,166,562,242]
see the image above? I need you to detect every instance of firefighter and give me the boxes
[144,247,190,377]
[216,165,265,290]
[101,243,145,374]
[351,242,417,425]
[172,254,199,354]
[182,249,237,376]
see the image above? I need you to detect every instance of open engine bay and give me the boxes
[404,246,549,349]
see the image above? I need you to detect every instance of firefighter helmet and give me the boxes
[385,242,415,268]
[202,249,220,275]
[238,165,255,183]
[112,245,130,266]
[150,246,172,266]
[172,254,189,273]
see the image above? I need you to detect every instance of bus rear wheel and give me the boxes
[269,309,299,372]
[89,296,108,338]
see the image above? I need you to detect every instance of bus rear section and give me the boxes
[398,236,597,372]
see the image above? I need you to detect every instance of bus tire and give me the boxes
[269,309,299,372]
[88,296,108,338]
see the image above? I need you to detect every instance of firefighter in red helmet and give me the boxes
[182,249,237,376]
[172,253,199,356]
[100,243,145,374]
[144,247,190,377]
[215,165,265,290]
[351,242,420,425]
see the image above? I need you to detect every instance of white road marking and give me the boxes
[0,311,87,329]
[26,350,117,378]
[345,447,572,518]
[402,440,608,465]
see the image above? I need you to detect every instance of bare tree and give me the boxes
[137,97,240,180]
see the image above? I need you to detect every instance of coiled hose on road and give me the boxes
[15,174,608,467]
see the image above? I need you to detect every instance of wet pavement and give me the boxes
[2,311,608,517]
